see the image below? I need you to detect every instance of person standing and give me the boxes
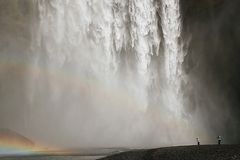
[217,136,222,145]
[196,138,200,147]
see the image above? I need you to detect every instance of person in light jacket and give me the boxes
[217,136,222,145]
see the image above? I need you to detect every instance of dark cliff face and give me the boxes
[181,0,240,143]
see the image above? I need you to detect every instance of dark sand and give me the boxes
[1,145,239,160]
[100,145,240,160]
[0,148,127,160]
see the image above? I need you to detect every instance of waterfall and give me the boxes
[161,0,186,114]
[32,0,160,111]
[32,0,186,110]
[0,0,194,148]
[30,0,189,146]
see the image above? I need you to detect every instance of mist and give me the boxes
[0,0,239,149]
[181,0,240,144]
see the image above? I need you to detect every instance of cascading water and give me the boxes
[32,0,160,112]
[161,0,186,114]
[0,0,195,148]
[161,0,184,83]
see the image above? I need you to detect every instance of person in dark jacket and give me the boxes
[196,137,200,147]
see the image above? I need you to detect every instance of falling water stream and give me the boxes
[161,0,186,114]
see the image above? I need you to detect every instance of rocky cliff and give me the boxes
[181,0,240,143]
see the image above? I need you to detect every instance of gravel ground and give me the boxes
[100,145,240,160]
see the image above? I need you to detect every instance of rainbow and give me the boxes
[0,141,40,156]
[0,128,65,157]
[0,138,70,157]
[0,55,143,156]
[0,54,146,112]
